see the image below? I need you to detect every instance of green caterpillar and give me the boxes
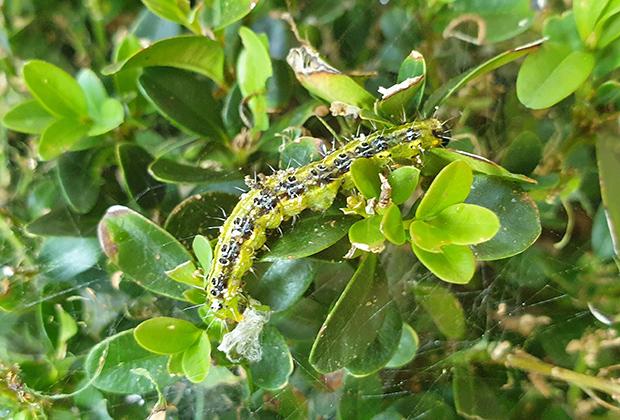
[206,118,448,322]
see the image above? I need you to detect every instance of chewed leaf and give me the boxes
[349,215,385,252]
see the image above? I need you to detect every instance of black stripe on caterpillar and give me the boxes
[206,119,447,321]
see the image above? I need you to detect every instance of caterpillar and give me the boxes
[206,118,448,322]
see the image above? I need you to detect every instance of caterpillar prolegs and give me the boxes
[207,118,448,322]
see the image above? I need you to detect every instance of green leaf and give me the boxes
[350,157,381,198]
[388,166,419,205]
[423,40,542,117]
[416,160,472,219]
[410,203,500,252]
[500,131,542,176]
[516,43,595,109]
[287,45,375,109]
[142,0,192,26]
[77,69,107,116]
[385,323,419,368]
[97,205,192,300]
[134,317,201,355]
[247,259,315,312]
[85,330,174,394]
[599,12,620,47]
[39,237,101,280]
[596,130,620,257]
[338,374,383,420]
[349,215,385,252]
[192,235,213,273]
[466,175,541,261]
[380,204,406,245]
[182,331,211,383]
[279,137,322,168]
[411,243,475,285]
[88,98,124,136]
[453,365,511,420]
[56,150,101,214]
[103,36,225,87]
[413,283,466,339]
[116,143,165,209]
[205,0,259,30]
[425,148,535,184]
[397,50,426,111]
[375,75,425,122]
[573,0,609,43]
[2,100,54,134]
[138,67,227,141]
[23,60,88,118]
[149,157,240,184]
[238,27,273,131]
[310,255,401,374]
[249,326,293,390]
[262,213,356,261]
[165,260,202,287]
[38,118,90,161]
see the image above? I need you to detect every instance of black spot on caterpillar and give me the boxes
[206,119,446,320]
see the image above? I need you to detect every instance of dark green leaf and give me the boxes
[500,131,543,176]
[138,67,227,141]
[56,150,101,214]
[338,374,382,420]
[116,143,165,209]
[149,157,240,184]
[453,365,511,420]
[385,323,419,368]
[249,326,293,390]
[596,130,620,257]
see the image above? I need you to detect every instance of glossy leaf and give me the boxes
[466,175,541,260]
[310,254,401,374]
[385,323,419,368]
[249,326,293,390]
[182,331,211,383]
[205,0,259,30]
[411,243,475,285]
[453,365,511,419]
[388,166,419,205]
[380,204,406,245]
[23,60,88,118]
[165,260,202,287]
[149,157,240,184]
[103,36,225,86]
[138,67,227,141]
[500,131,542,176]
[517,43,595,109]
[192,235,213,273]
[350,158,381,198]
[416,160,472,219]
[97,205,192,300]
[142,0,193,26]
[88,98,124,136]
[376,75,425,122]
[410,203,500,252]
[573,0,609,43]
[38,118,90,161]
[116,143,165,209]
[238,27,273,130]
[596,131,620,256]
[85,330,174,394]
[413,283,466,339]
[349,215,385,252]
[247,259,315,312]
[262,213,356,261]
[2,100,54,134]
[134,317,201,354]
[338,374,383,420]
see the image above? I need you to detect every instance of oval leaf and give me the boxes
[349,215,385,252]
[192,235,213,273]
[2,100,54,134]
[350,158,382,199]
[182,331,211,383]
[380,204,406,245]
[385,323,419,368]
[411,243,475,285]
[134,317,201,355]
[416,160,472,219]
[249,326,293,390]
[413,284,466,339]
[38,118,90,161]
[388,166,420,205]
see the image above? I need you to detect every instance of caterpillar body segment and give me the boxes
[206,118,447,321]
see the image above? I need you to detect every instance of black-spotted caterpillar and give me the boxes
[207,119,448,322]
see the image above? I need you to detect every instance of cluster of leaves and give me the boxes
[0,0,618,419]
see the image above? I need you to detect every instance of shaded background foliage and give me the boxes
[0,0,619,418]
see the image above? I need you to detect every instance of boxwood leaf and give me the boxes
[103,36,225,87]
[116,143,165,209]
[88,98,124,136]
[97,205,192,300]
[596,131,620,257]
[411,243,475,285]
[38,118,90,161]
[310,254,401,373]
[85,329,174,394]
[56,150,102,214]
[2,100,54,134]
[23,60,88,118]
[134,317,201,355]
[416,160,472,219]
[349,215,385,252]
[388,166,419,205]
[142,0,193,26]
[182,331,211,383]
[516,42,595,109]
[338,374,383,420]
[192,235,213,273]
[205,0,259,30]
[466,175,541,260]
[385,323,419,368]
[249,326,293,390]
[410,203,500,252]
[413,283,466,339]
[138,67,227,141]
[380,204,406,245]
[350,158,382,198]
[165,260,202,287]
[500,131,542,176]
